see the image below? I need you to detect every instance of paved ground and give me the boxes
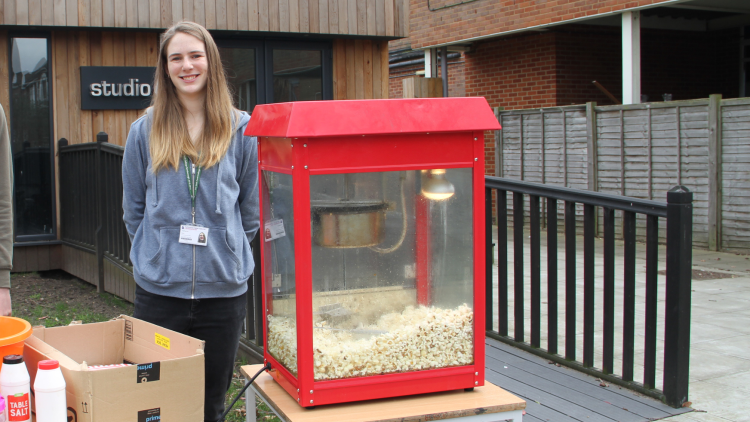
[491,228,750,421]
[661,250,750,422]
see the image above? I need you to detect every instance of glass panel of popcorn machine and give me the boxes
[262,171,298,377]
[308,169,474,381]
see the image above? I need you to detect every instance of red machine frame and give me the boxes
[246,98,501,407]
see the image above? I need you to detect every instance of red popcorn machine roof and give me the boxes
[244,97,501,138]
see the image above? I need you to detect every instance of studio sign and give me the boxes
[90,79,151,97]
[81,66,155,110]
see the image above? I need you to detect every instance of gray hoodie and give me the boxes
[122,110,259,299]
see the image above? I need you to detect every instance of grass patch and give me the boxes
[11,271,134,328]
[99,292,131,309]
[18,301,121,327]
[11,272,38,279]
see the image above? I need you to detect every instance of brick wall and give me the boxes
[390,38,412,52]
[462,32,558,180]
[410,0,675,49]
[464,32,558,110]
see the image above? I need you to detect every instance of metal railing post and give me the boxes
[663,185,693,407]
[485,187,493,332]
[95,132,108,293]
[57,138,69,240]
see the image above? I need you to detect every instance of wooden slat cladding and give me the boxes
[61,245,97,284]
[12,244,62,272]
[104,259,136,302]
[332,39,387,100]
[0,0,405,36]
[50,30,158,147]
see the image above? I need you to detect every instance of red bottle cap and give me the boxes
[38,360,59,370]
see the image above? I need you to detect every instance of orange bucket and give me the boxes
[0,317,32,370]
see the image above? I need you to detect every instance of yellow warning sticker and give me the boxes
[155,333,170,350]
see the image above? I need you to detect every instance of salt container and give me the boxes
[0,355,30,422]
[33,360,66,421]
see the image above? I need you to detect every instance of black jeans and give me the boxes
[134,284,246,422]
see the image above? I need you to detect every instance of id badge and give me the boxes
[179,225,209,246]
[264,219,286,242]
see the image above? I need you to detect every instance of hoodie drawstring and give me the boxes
[152,169,159,207]
[215,159,222,214]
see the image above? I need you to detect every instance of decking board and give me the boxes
[487,339,682,415]
[513,399,581,422]
[486,343,672,418]
[487,355,643,422]
[485,337,691,421]
[486,370,618,422]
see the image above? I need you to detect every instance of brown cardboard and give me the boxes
[24,315,205,422]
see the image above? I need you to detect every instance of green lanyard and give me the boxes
[182,156,202,224]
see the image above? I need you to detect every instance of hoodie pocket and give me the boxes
[140,227,191,284]
[195,228,241,283]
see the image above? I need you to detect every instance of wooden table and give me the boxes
[240,365,526,422]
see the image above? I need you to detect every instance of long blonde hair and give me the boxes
[149,21,238,172]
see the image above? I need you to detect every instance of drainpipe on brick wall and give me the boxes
[441,47,448,97]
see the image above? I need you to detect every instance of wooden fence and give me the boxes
[495,94,750,252]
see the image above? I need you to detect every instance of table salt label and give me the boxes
[264,219,286,242]
[8,393,29,421]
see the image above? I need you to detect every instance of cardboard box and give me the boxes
[24,315,205,422]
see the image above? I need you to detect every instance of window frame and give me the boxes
[8,31,56,243]
[216,39,267,107]
[216,38,333,109]
[265,41,333,104]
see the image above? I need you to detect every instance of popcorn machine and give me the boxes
[245,98,501,407]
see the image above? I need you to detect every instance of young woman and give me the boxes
[122,21,259,422]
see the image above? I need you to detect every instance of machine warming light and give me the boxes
[421,169,455,201]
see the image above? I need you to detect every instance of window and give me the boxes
[219,41,264,113]
[271,49,323,102]
[9,35,55,240]
[218,40,332,112]
[267,43,332,104]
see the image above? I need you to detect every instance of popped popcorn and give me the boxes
[267,304,474,380]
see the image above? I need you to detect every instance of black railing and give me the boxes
[485,176,692,408]
[59,134,131,286]
[58,134,265,359]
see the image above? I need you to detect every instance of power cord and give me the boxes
[220,362,273,421]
